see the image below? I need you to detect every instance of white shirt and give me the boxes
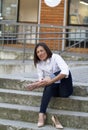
[37,53,69,83]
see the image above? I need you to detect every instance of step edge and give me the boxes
[0,118,84,130]
[0,88,88,101]
[0,77,88,86]
[0,102,88,117]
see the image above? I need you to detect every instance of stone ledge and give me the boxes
[0,88,88,112]
[0,119,83,130]
[0,103,88,129]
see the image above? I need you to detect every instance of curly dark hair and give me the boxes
[34,43,52,67]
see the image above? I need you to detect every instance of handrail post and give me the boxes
[23,25,26,63]
[62,0,67,51]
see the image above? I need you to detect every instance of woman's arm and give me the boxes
[40,73,66,86]
[26,72,67,91]
[54,54,69,77]
[49,73,66,84]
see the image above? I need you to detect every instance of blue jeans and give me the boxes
[40,71,73,113]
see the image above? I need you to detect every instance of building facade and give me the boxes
[0,0,88,52]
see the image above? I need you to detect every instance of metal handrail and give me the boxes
[0,21,88,29]
[0,22,88,61]
[60,38,88,54]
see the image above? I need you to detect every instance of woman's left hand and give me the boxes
[40,77,52,86]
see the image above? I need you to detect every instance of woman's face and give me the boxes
[36,46,48,61]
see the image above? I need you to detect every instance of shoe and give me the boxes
[37,113,46,127]
[51,115,63,129]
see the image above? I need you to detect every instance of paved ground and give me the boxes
[70,65,88,86]
[66,60,88,85]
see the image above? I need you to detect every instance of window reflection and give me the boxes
[2,0,18,21]
[69,0,88,25]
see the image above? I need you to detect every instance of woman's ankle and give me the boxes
[39,113,46,118]
[37,113,46,127]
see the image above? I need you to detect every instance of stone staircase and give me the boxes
[0,76,88,130]
[0,49,88,130]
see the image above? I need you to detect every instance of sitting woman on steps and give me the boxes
[27,42,73,128]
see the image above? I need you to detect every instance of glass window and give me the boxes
[0,0,18,39]
[69,0,88,25]
[2,0,18,21]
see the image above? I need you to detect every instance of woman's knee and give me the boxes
[43,85,54,95]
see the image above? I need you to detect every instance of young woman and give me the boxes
[27,42,73,128]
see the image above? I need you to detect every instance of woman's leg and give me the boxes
[38,83,59,127]
[51,71,73,97]
[40,83,59,113]
[59,71,73,97]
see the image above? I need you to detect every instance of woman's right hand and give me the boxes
[26,80,44,91]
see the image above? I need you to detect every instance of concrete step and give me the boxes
[0,78,88,96]
[0,119,84,130]
[0,60,88,75]
[0,49,88,61]
[0,60,37,75]
[0,103,88,129]
[0,88,88,113]
[0,50,33,60]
